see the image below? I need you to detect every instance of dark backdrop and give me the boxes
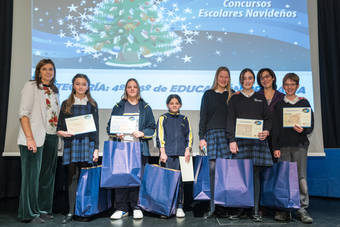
[0,0,13,157]
[317,0,340,147]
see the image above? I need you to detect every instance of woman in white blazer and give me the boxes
[17,59,59,223]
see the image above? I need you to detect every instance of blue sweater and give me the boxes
[156,112,193,156]
[106,99,156,156]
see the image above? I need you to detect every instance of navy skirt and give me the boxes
[63,136,95,165]
[206,129,230,160]
[232,138,273,167]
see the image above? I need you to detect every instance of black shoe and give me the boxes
[30,216,45,224]
[62,213,73,224]
[40,213,54,220]
[203,211,215,219]
[228,209,245,220]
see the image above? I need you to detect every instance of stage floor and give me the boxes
[1,197,340,227]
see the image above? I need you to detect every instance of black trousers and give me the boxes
[114,155,152,212]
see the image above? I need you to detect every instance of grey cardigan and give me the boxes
[17,81,60,147]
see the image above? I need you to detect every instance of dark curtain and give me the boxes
[0,0,13,156]
[318,0,340,147]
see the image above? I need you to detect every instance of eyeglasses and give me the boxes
[260,75,272,81]
[283,83,297,87]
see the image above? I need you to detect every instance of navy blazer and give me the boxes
[107,99,156,156]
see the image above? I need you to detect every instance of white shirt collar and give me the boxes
[284,96,299,105]
[241,90,255,98]
[74,95,88,105]
[214,88,227,94]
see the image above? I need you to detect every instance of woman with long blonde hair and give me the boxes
[198,66,233,218]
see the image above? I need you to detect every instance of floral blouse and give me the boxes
[42,85,59,134]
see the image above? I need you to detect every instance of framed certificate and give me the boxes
[283,107,312,127]
[110,115,139,134]
[235,118,263,139]
[65,114,96,135]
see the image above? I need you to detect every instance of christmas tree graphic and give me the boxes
[80,0,181,67]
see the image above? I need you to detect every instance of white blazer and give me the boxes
[17,81,59,147]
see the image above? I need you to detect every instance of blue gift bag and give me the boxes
[75,166,112,217]
[193,156,211,200]
[100,141,141,188]
[139,164,181,217]
[214,159,254,207]
[260,161,300,209]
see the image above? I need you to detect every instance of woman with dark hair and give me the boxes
[107,78,156,220]
[256,68,284,113]
[17,59,59,223]
[227,68,273,222]
[57,74,99,223]
[198,66,233,218]
[257,69,285,168]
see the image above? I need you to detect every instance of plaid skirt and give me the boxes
[62,136,95,165]
[206,129,230,160]
[232,138,273,167]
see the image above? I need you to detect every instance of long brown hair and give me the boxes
[63,74,97,114]
[122,78,141,101]
[211,66,232,102]
[34,59,58,93]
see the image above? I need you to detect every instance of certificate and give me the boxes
[179,156,194,182]
[110,115,139,134]
[65,114,96,135]
[235,118,263,139]
[283,107,312,127]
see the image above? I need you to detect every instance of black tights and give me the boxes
[67,163,89,214]
[209,160,216,213]
[253,166,262,215]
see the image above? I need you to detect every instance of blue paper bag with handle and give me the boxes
[139,164,181,217]
[260,161,300,209]
[75,165,112,217]
[214,158,254,207]
[100,140,141,188]
[193,155,211,200]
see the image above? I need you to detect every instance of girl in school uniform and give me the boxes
[198,66,233,218]
[106,78,156,220]
[57,74,99,224]
[227,68,273,222]
[157,94,193,218]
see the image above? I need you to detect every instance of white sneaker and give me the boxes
[176,208,185,218]
[110,210,128,220]
[133,209,143,219]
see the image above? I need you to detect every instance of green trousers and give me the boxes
[18,134,58,221]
